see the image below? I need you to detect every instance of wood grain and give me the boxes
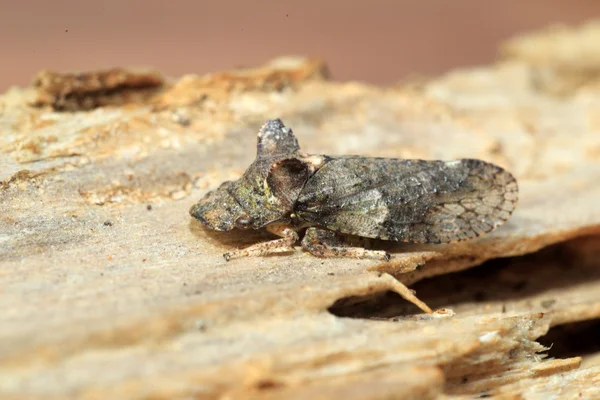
[2,21,600,400]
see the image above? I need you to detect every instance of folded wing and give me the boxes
[294,157,518,243]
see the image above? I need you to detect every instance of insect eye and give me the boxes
[234,215,253,229]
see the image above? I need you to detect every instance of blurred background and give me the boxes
[1,0,599,91]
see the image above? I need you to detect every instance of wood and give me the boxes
[2,21,600,399]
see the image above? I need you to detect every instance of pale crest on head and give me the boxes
[256,119,300,157]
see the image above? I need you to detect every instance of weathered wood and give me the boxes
[2,21,600,400]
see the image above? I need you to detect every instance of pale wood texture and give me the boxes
[2,21,600,400]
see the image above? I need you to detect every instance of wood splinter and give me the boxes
[378,272,433,314]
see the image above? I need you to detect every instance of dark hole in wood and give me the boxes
[538,319,600,360]
[328,234,600,320]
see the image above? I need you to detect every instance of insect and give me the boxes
[190,119,518,261]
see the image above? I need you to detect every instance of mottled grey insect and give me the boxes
[190,119,518,261]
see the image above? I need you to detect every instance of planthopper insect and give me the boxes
[190,119,518,262]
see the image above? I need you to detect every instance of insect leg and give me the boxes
[223,224,299,261]
[301,227,390,261]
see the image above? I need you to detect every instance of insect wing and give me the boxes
[294,157,518,243]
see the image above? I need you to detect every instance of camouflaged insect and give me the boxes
[190,119,519,261]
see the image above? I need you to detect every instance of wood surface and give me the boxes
[2,21,600,400]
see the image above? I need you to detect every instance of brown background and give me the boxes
[1,0,599,91]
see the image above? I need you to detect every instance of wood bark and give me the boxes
[2,22,600,400]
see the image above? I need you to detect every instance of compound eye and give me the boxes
[234,215,253,229]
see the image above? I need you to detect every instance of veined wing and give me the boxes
[294,157,518,243]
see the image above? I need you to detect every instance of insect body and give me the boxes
[190,119,518,261]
